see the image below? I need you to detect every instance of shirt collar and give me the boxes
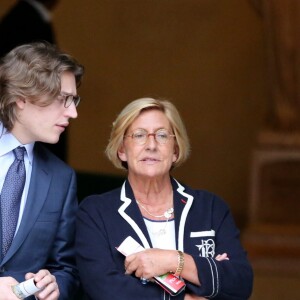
[0,123,35,164]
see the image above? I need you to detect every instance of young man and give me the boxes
[0,42,84,300]
[0,0,66,161]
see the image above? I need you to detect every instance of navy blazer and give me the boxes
[0,143,79,300]
[76,178,253,300]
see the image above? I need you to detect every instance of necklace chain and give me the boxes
[136,200,174,219]
[145,217,173,236]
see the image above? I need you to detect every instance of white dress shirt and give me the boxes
[0,123,34,234]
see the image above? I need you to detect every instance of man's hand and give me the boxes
[25,269,59,300]
[0,276,19,300]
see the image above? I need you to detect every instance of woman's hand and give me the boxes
[25,269,59,300]
[215,253,229,261]
[124,248,176,280]
[184,294,207,300]
[124,249,230,285]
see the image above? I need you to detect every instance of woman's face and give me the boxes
[118,109,178,180]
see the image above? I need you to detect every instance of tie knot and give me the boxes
[13,147,25,161]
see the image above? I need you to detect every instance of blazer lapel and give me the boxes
[2,146,51,264]
[172,178,194,252]
[117,179,194,252]
[118,181,152,249]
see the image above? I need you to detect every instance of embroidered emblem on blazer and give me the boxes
[190,230,215,258]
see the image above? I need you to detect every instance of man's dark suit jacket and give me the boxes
[0,0,55,57]
[0,143,79,300]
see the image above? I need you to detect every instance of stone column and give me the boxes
[244,0,300,275]
[254,0,300,132]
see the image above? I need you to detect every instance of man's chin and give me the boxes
[41,136,60,144]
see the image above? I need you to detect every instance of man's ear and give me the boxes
[15,97,26,109]
[118,144,127,162]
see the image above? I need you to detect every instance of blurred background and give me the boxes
[1,0,299,298]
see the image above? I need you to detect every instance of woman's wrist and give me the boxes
[174,250,184,277]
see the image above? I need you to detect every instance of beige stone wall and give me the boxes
[0,0,267,223]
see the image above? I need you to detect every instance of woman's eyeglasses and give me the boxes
[124,129,175,145]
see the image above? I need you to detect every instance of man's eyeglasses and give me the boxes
[124,129,175,145]
[58,93,81,108]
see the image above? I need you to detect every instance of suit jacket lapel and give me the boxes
[118,181,152,249]
[117,178,194,252]
[172,178,194,252]
[2,145,51,264]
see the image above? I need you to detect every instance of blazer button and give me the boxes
[0,266,6,273]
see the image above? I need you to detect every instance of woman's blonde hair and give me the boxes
[105,97,190,170]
